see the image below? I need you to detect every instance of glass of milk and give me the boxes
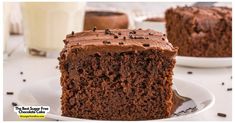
[21,2,86,57]
[3,3,10,58]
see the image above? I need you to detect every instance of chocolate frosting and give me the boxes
[63,29,178,58]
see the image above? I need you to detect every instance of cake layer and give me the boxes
[165,6,232,57]
[59,29,178,120]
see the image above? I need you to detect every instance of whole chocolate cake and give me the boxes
[165,6,232,57]
[58,28,178,120]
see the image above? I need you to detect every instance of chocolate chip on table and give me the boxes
[187,71,193,74]
[20,72,23,75]
[12,102,18,106]
[103,40,111,44]
[23,79,26,82]
[227,88,232,91]
[93,26,97,32]
[221,82,224,85]
[6,92,14,95]
[143,43,150,47]
[217,113,226,117]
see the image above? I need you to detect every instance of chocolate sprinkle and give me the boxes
[93,26,97,32]
[227,88,232,91]
[114,35,118,39]
[143,43,150,47]
[23,79,26,82]
[119,42,124,45]
[187,71,193,74]
[103,40,111,44]
[71,31,74,35]
[221,82,224,85]
[162,38,165,41]
[6,92,14,95]
[123,36,126,40]
[105,29,111,34]
[63,40,68,44]
[20,72,23,75]
[129,35,134,39]
[217,113,226,117]
[12,102,17,106]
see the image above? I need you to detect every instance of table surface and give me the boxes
[3,35,232,121]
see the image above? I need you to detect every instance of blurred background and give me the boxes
[3,2,231,58]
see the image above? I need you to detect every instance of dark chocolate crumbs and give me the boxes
[103,40,111,44]
[187,71,193,74]
[162,38,165,41]
[143,43,150,47]
[163,34,166,36]
[133,30,136,34]
[12,102,17,106]
[118,32,121,35]
[138,28,142,30]
[145,37,149,39]
[227,88,232,91]
[20,72,23,75]
[221,82,224,85]
[23,79,26,82]
[93,26,97,32]
[56,66,59,69]
[119,42,124,45]
[217,113,226,117]
[123,36,126,40]
[149,32,153,35]
[6,92,14,95]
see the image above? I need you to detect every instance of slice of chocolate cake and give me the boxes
[58,29,178,120]
[165,6,232,57]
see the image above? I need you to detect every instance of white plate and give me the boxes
[134,17,166,33]
[17,77,214,121]
[176,56,232,68]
